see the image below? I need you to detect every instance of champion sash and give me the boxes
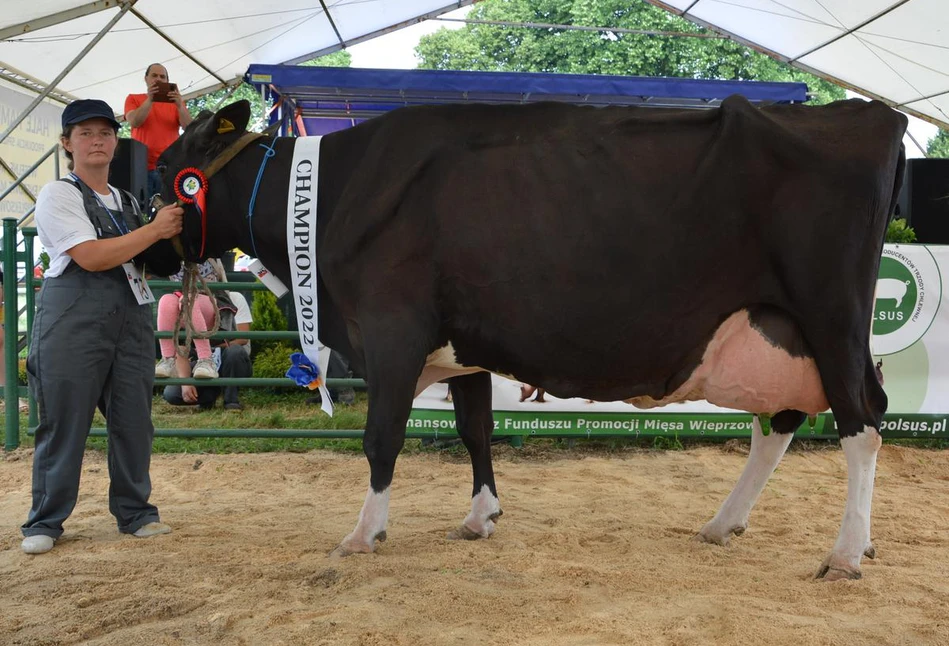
[286,135,333,416]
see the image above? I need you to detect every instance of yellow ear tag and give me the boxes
[217,118,236,134]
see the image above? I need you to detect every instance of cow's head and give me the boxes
[156,100,253,262]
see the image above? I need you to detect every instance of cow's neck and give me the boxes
[210,133,359,364]
[212,131,364,283]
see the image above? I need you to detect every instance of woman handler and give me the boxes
[21,99,183,554]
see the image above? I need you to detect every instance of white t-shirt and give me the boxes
[35,180,122,278]
[228,289,252,354]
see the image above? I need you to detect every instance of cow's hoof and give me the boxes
[329,531,387,557]
[815,556,862,581]
[864,543,876,559]
[695,522,746,546]
[447,524,484,541]
[815,565,862,581]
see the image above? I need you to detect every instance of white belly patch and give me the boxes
[626,309,829,414]
[426,342,471,371]
[415,342,485,397]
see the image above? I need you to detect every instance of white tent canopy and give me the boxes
[0,0,945,129]
[0,1,480,113]
[648,0,949,129]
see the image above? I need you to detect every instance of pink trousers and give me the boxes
[156,293,215,360]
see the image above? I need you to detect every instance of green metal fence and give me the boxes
[2,220,381,450]
[6,218,943,450]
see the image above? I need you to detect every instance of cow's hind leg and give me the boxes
[811,351,886,581]
[697,410,804,545]
[445,372,502,540]
[815,416,882,580]
[331,323,428,557]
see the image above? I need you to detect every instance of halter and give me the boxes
[247,138,278,258]
[160,130,267,260]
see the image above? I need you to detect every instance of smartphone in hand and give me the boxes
[153,81,178,103]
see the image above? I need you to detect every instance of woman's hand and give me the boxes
[151,204,184,240]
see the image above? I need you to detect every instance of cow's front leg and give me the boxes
[697,412,799,545]
[446,372,503,540]
[332,487,390,556]
[331,325,424,557]
[815,425,881,581]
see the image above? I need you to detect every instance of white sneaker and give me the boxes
[133,522,172,538]
[155,357,177,378]
[21,535,55,554]
[192,358,218,379]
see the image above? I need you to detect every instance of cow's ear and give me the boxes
[212,100,251,135]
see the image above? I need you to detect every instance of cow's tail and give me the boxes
[885,143,907,228]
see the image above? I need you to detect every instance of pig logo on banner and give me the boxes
[872,246,941,355]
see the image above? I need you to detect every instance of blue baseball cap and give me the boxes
[61,99,120,130]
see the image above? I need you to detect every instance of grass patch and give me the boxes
[11,391,949,455]
[15,389,371,454]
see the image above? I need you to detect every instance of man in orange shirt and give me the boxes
[124,63,193,201]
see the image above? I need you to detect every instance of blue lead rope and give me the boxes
[247,139,278,258]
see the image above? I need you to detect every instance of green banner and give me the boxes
[407,409,949,439]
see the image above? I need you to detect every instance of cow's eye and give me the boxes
[156,162,167,177]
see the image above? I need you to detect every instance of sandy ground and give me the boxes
[1,443,948,646]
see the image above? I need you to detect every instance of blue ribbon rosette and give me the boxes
[286,352,324,390]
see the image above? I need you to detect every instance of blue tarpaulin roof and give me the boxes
[244,64,809,136]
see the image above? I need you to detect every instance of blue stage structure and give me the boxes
[244,64,809,137]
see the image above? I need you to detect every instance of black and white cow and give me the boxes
[156,96,907,580]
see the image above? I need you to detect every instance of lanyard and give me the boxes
[69,173,128,235]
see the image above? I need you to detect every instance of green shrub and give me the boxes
[886,218,917,244]
[17,358,27,386]
[251,290,291,357]
[252,344,296,380]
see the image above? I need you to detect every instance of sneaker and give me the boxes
[224,402,243,411]
[192,358,218,379]
[133,522,172,538]
[154,357,177,378]
[21,535,55,554]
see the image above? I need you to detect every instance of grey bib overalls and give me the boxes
[22,179,160,538]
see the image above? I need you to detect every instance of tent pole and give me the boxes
[0,1,134,148]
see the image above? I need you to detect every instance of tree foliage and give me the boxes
[416,0,845,104]
[886,218,916,244]
[928,128,949,158]
[301,50,352,68]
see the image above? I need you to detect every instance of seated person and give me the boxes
[159,262,254,411]
[155,258,223,380]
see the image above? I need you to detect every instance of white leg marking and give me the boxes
[463,484,502,538]
[334,487,390,555]
[698,415,793,545]
[819,426,881,580]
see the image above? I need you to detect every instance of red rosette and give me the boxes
[174,167,207,204]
